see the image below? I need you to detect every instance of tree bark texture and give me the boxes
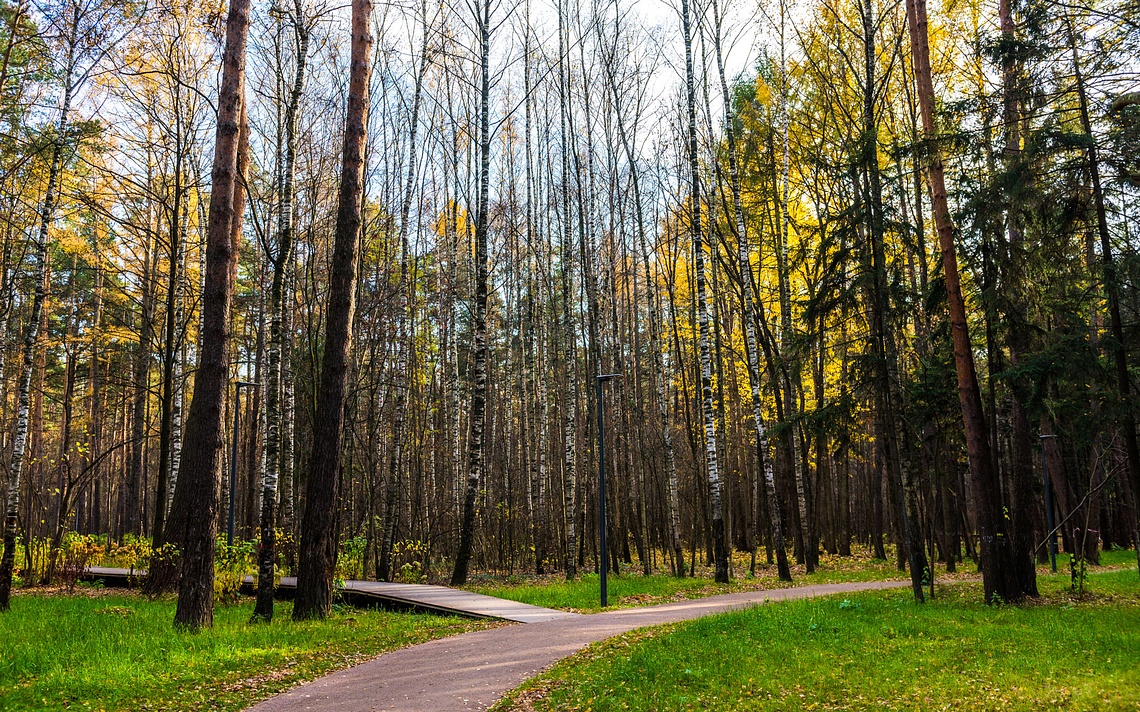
[172,0,251,628]
[294,0,372,618]
[904,0,1020,604]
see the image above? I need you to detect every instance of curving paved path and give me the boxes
[248,579,908,711]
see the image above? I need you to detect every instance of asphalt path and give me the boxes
[248,579,909,711]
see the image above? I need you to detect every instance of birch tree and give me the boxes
[0,0,128,611]
[451,0,494,586]
[681,0,729,583]
[710,0,791,582]
[254,0,312,621]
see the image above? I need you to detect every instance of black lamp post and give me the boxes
[228,380,258,546]
[1040,434,1058,572]
[596,373,620,608]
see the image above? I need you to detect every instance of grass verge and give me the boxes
[494,568,1140,711]
[0,591,491,711]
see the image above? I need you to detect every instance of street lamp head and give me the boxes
[1039,434,1057,440]
[235,380,259,388]
[596,373,621,382]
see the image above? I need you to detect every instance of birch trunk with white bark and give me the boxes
[711,0,790,581]
[0,37,73,609]
[255,2,309,620]
[681,0,728,583]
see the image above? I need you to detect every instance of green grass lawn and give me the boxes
[0,590,490,711]
[468,549,942,612]
[470,547,1138,613]
[468,550,919,613]
[494,568,1140,711]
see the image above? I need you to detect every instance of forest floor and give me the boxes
[0,591,494,711]
[493,565,1140,712]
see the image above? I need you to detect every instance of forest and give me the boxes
[0,0,1138,628]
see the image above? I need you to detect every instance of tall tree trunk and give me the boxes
[451,0,491,586]
[712,0,790,581]
[0,27,74,609]
[127,211,155,539]
[48,287,79,584]
[522,7,548,576]
[565,26,602,580]
[861,0,926,601]
[85,255,105,537]
[557,1,578,580]
[998,0,1038,597]
[153,150,184,546]
[773,1,814,572]
[171,0,251,629]
[380,8,428,582]
[244,296,265,540]
[255,4,309,620]
[168,208,187,524]
[294,0,373,618]
[280,257,296,534]
[681,0,728,583]
[904,0,1020,603]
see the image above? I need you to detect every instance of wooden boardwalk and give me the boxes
[83,567,578,624]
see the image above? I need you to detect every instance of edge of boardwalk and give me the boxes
[82,567,577,623]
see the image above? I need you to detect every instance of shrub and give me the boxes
[336,536,369,581]
[214,538,256,604]
[275,529,298,576]
[57,533,105,591]
[393,540,428,584]
[105,535,153,571]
